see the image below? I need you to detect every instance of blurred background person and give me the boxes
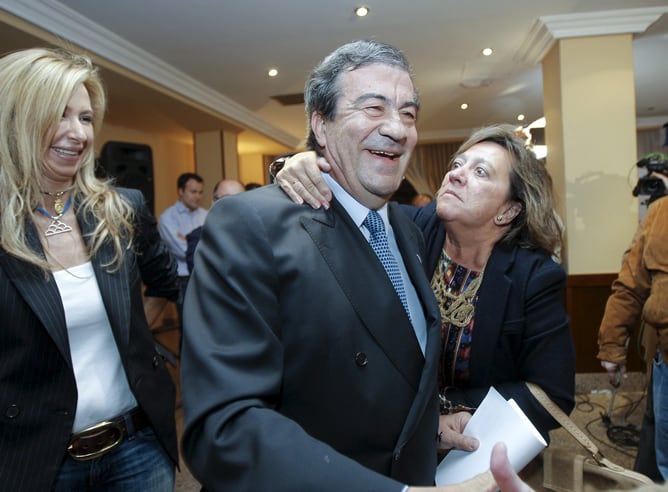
[213,178,245,202]
[0,47,178,491]
[185,178,245,273]
[412,193,434,207]
[159,172,206,344]
[275,124,575,441]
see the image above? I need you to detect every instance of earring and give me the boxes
[496,215,504,222]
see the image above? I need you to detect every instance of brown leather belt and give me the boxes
[67,407,150,461]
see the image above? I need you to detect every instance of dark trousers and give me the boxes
[176,276,189,354]
[634,369,663,482]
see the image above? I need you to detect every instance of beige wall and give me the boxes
[97,123,195,217]
[95,123,195,328]
[543,35,639,274]
[239,153,268,186]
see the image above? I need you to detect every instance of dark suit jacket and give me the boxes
[402,201,575,439]
[185,225,202,274]
[181,185,441,491]
[0,188,179,491]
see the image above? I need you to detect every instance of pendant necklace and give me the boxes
[35,197,73,236]
[41,188,71,215]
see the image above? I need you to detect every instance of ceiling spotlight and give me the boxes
[268,68,278,77]
[528,116,546,129]
[517,114,525,121]
[355,6,369,17]
[460,103,469,110]
[482,47,493,56]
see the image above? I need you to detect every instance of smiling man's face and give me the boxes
[310,63,419,209]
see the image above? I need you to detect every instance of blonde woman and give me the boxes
[0,47,178,491]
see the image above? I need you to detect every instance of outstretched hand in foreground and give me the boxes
[408,442,534,492]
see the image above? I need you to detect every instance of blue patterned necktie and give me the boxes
[363,210,412,321]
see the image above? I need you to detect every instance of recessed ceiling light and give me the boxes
[460,103,469,110]
[482,48,493,56]
[355,6,369,17]
[517,114,525,121]
[268,68,278,77]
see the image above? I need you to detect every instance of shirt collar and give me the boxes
[322,172,390,230]
[175,200,197,214]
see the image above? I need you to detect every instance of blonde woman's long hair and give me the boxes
[0,47,134,272]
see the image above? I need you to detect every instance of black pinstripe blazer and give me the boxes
[0,188,179,491]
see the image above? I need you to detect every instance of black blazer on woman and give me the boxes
[0,188,179,491]
[402,201,575,439]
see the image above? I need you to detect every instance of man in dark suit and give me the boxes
[180,40,482,491]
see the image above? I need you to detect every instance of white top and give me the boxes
[53,262,137,432]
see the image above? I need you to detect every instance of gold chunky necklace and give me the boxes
[431,250,484,328]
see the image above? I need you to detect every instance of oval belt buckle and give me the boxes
[68,420,124,461]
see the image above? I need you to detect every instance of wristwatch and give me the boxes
[439,391,476,415]
[268,153,296,182]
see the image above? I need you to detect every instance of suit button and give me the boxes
[5,404,20,419]
[354,352,368,367]
[152,355,160,368]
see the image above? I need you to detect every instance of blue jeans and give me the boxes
[653,353,668,480]
[53,427,174,491]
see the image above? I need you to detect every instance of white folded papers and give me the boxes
[435,386,547,485]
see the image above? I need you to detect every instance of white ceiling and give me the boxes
[1,0,668,156]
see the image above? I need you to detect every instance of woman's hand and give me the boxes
[275,151,333,209]
[438,412,479,452]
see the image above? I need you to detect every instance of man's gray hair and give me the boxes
[304,40,418,151]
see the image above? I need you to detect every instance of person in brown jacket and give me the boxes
[598,173,668,481]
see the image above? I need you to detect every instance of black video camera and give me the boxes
[632,153,668,201]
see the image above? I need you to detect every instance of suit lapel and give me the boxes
[301,201,424,390]
[388,202,441,451]
[0,222,72,364]
[469,244,514,387]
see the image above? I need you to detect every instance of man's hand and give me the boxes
[489,443,534,492]
[275,151,332,209]
[438,412,478,452]
[407,442,534,492]
[600,360,626,387]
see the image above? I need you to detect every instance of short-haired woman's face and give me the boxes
[435,141,518,228]
[41,83,94,187]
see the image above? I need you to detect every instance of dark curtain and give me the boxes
[406,141,463,197]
